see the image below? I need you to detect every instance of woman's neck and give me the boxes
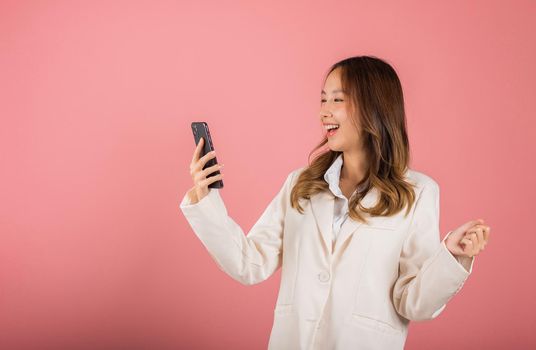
[340,150,368,185]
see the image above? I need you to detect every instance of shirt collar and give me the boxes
[323,154,368,200]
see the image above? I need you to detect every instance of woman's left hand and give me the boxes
[445,219,491,258]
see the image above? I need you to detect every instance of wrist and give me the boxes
[187,187,199,204]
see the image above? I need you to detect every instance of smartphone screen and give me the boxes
[191,122,223,189]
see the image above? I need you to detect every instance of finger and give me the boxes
[194,164,222,183]
[191,150,216,175]
[466,230,478,246]
[474,228,485,248]
[469,232,479,256]
[191,137,204,164]
[466,223,486,235]
[461,238,473,256]
[472,225,491,249]
[459,219,485,234]
[460,237,472,249]
[483,226,491,243]
[472,223,487,230]
[464,230,476,242]
[460,237,472,247]
[477,226,489,248]
[202,173,223,187]
[197,150,217,169]
[203,163,224,177]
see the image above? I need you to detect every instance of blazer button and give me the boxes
[318,271,330,283]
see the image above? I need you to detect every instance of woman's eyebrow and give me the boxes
[321,89,346,94]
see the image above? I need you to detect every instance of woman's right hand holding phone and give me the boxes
[187,137,224,204]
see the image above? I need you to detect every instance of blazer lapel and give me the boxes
[310,186,382,255]
[309,190,335,256]
[333,187,380,253]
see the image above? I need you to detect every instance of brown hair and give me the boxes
[290,55,416,224]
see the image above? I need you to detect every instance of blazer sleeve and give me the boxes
[179,169,299,286]
[391,181,476,321]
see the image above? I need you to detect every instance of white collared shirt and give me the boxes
[323,154,368,242]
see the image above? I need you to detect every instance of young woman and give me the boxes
[180,55,491,350]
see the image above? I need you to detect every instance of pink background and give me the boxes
[1,0,534,349]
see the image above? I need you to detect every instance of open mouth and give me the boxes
[326,125,339,137]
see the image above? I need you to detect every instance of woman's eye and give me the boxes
[320,99,344,103]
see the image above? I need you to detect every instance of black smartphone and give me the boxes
[191,122,223,189]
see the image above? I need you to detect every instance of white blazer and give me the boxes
[180,167,475,350]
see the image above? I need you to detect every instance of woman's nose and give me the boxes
[320,110,333,120]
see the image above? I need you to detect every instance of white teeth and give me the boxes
[325,124,339,130]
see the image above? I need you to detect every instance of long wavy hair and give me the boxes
[290,55,417,224]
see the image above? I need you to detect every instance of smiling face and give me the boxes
[320,67,363,153]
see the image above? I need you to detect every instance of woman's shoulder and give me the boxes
[282,165,306,181]
[290,165,308,177]
[404,168,440,190]
[278,166,308,190]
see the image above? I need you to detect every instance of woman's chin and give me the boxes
[327,141,342,152]
[327,136,337,144]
